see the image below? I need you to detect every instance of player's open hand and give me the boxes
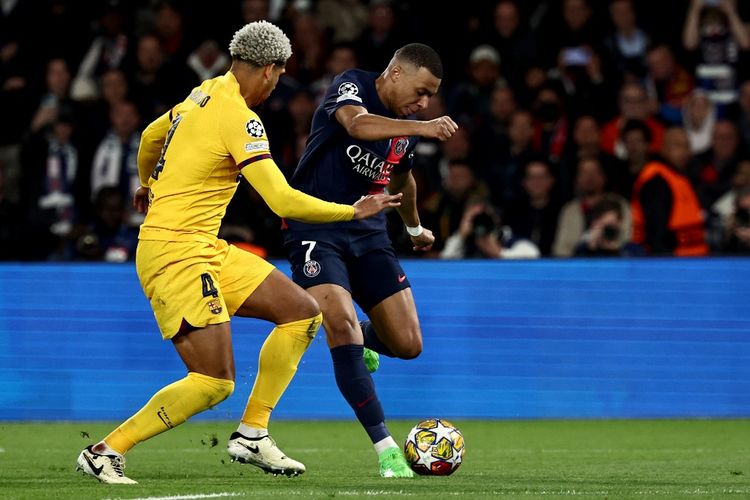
[353,192,403,219]
[133,186,150,214]
[422,116,458,141]
[411,227,435,252]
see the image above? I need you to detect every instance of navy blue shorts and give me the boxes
[284,229,410,312]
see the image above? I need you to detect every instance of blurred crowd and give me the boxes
[2,0,750,261]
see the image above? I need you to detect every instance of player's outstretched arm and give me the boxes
[335,105,458,142]
[242,157,401,222]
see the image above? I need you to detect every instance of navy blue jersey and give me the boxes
[287,69,418,232]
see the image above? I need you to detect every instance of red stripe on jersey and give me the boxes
[238,154,272,169]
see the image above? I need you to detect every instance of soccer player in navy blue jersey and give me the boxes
[283,43,457,477]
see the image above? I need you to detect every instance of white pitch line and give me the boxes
[104,493,243,500]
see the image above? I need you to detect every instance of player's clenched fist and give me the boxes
[353,192,403,219]
[421,116,458,141]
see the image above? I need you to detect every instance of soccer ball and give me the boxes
[403,418,465,475]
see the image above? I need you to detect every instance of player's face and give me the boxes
[392,65,440,117]
[259,63,285,104]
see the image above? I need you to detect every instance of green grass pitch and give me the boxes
[1,420,748,499]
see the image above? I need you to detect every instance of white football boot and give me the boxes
[227,432,305,476]
[76,445,138,484]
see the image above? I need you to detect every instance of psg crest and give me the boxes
[303,259,321,278]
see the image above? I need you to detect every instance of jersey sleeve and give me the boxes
[221,105,272,169]
[241,157,355,223]
[322,70,367,118]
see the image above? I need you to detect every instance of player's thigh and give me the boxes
[367,288,423,359]
[136,239,231,340]
[171,322,235,380]
[306,284,363,348]
[348,246,422,358]
[234,268,320,324]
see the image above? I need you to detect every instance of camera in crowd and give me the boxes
[472,212,498,237]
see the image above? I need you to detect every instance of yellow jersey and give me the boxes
[137,71,354,243]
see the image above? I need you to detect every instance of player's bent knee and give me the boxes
[187,372,235,407]
[294,293,321,321]
[325,316,360,344]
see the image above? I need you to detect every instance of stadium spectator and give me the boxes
[354,1,403,72]
[631,128,708,256]
[90,100,142,226]
[70,3,130,101]
[549,44,610,122]
[481,109,537,208]
[711,159,750,241]
[129,34,198,121]
[531,85,569,164]
[602,0,650,80]
[152,2,191,62]
[75,186,138,262]
[20,112,86,260]
[187,40,230,82]
[683,90,717,155]
[503,159,561,256]
[287,13,328,85]
[573,194,644,257]
[30,58,76,134]
[559,115,619,200]
[316,0,368,44]
[691,119,743,209]
[601,81,664,159]
[422,160,489,252]
[683,0,750,105]
[719,185,750,254]
[645,44,695,125]
[553,157,631,257]
[440,202,540,259]
[449,44,505,127]
[619,119,654,198]
[485,0,538,93]
[541,0,600,68]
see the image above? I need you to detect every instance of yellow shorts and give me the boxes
[136,238,275,339]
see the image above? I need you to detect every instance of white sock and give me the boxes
[373,436,398,455]
[95,441,121,456]
[237,423,268,438]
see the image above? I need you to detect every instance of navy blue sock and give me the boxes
[330,344,390,444]
[360,320,395,357]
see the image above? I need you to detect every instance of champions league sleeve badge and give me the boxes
[336,82,362,103]
[245,119,265,138]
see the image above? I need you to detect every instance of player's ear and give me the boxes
[390,65,402,83]
[263,63,274,80]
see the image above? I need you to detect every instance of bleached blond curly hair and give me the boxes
[229,20,292,67]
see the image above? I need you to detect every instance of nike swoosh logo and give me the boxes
[84,453,104,476]
[398,275,406,283]
[238,442,260,454]
[357,394,375,408]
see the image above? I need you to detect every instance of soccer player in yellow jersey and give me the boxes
[76,21,401,484]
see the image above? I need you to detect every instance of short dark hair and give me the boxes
[394,43,443,79]
[590,194,623,222]
[622,119,653,144]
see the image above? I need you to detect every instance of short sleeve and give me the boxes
[221,107,272,169]
[322,70,367,118]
